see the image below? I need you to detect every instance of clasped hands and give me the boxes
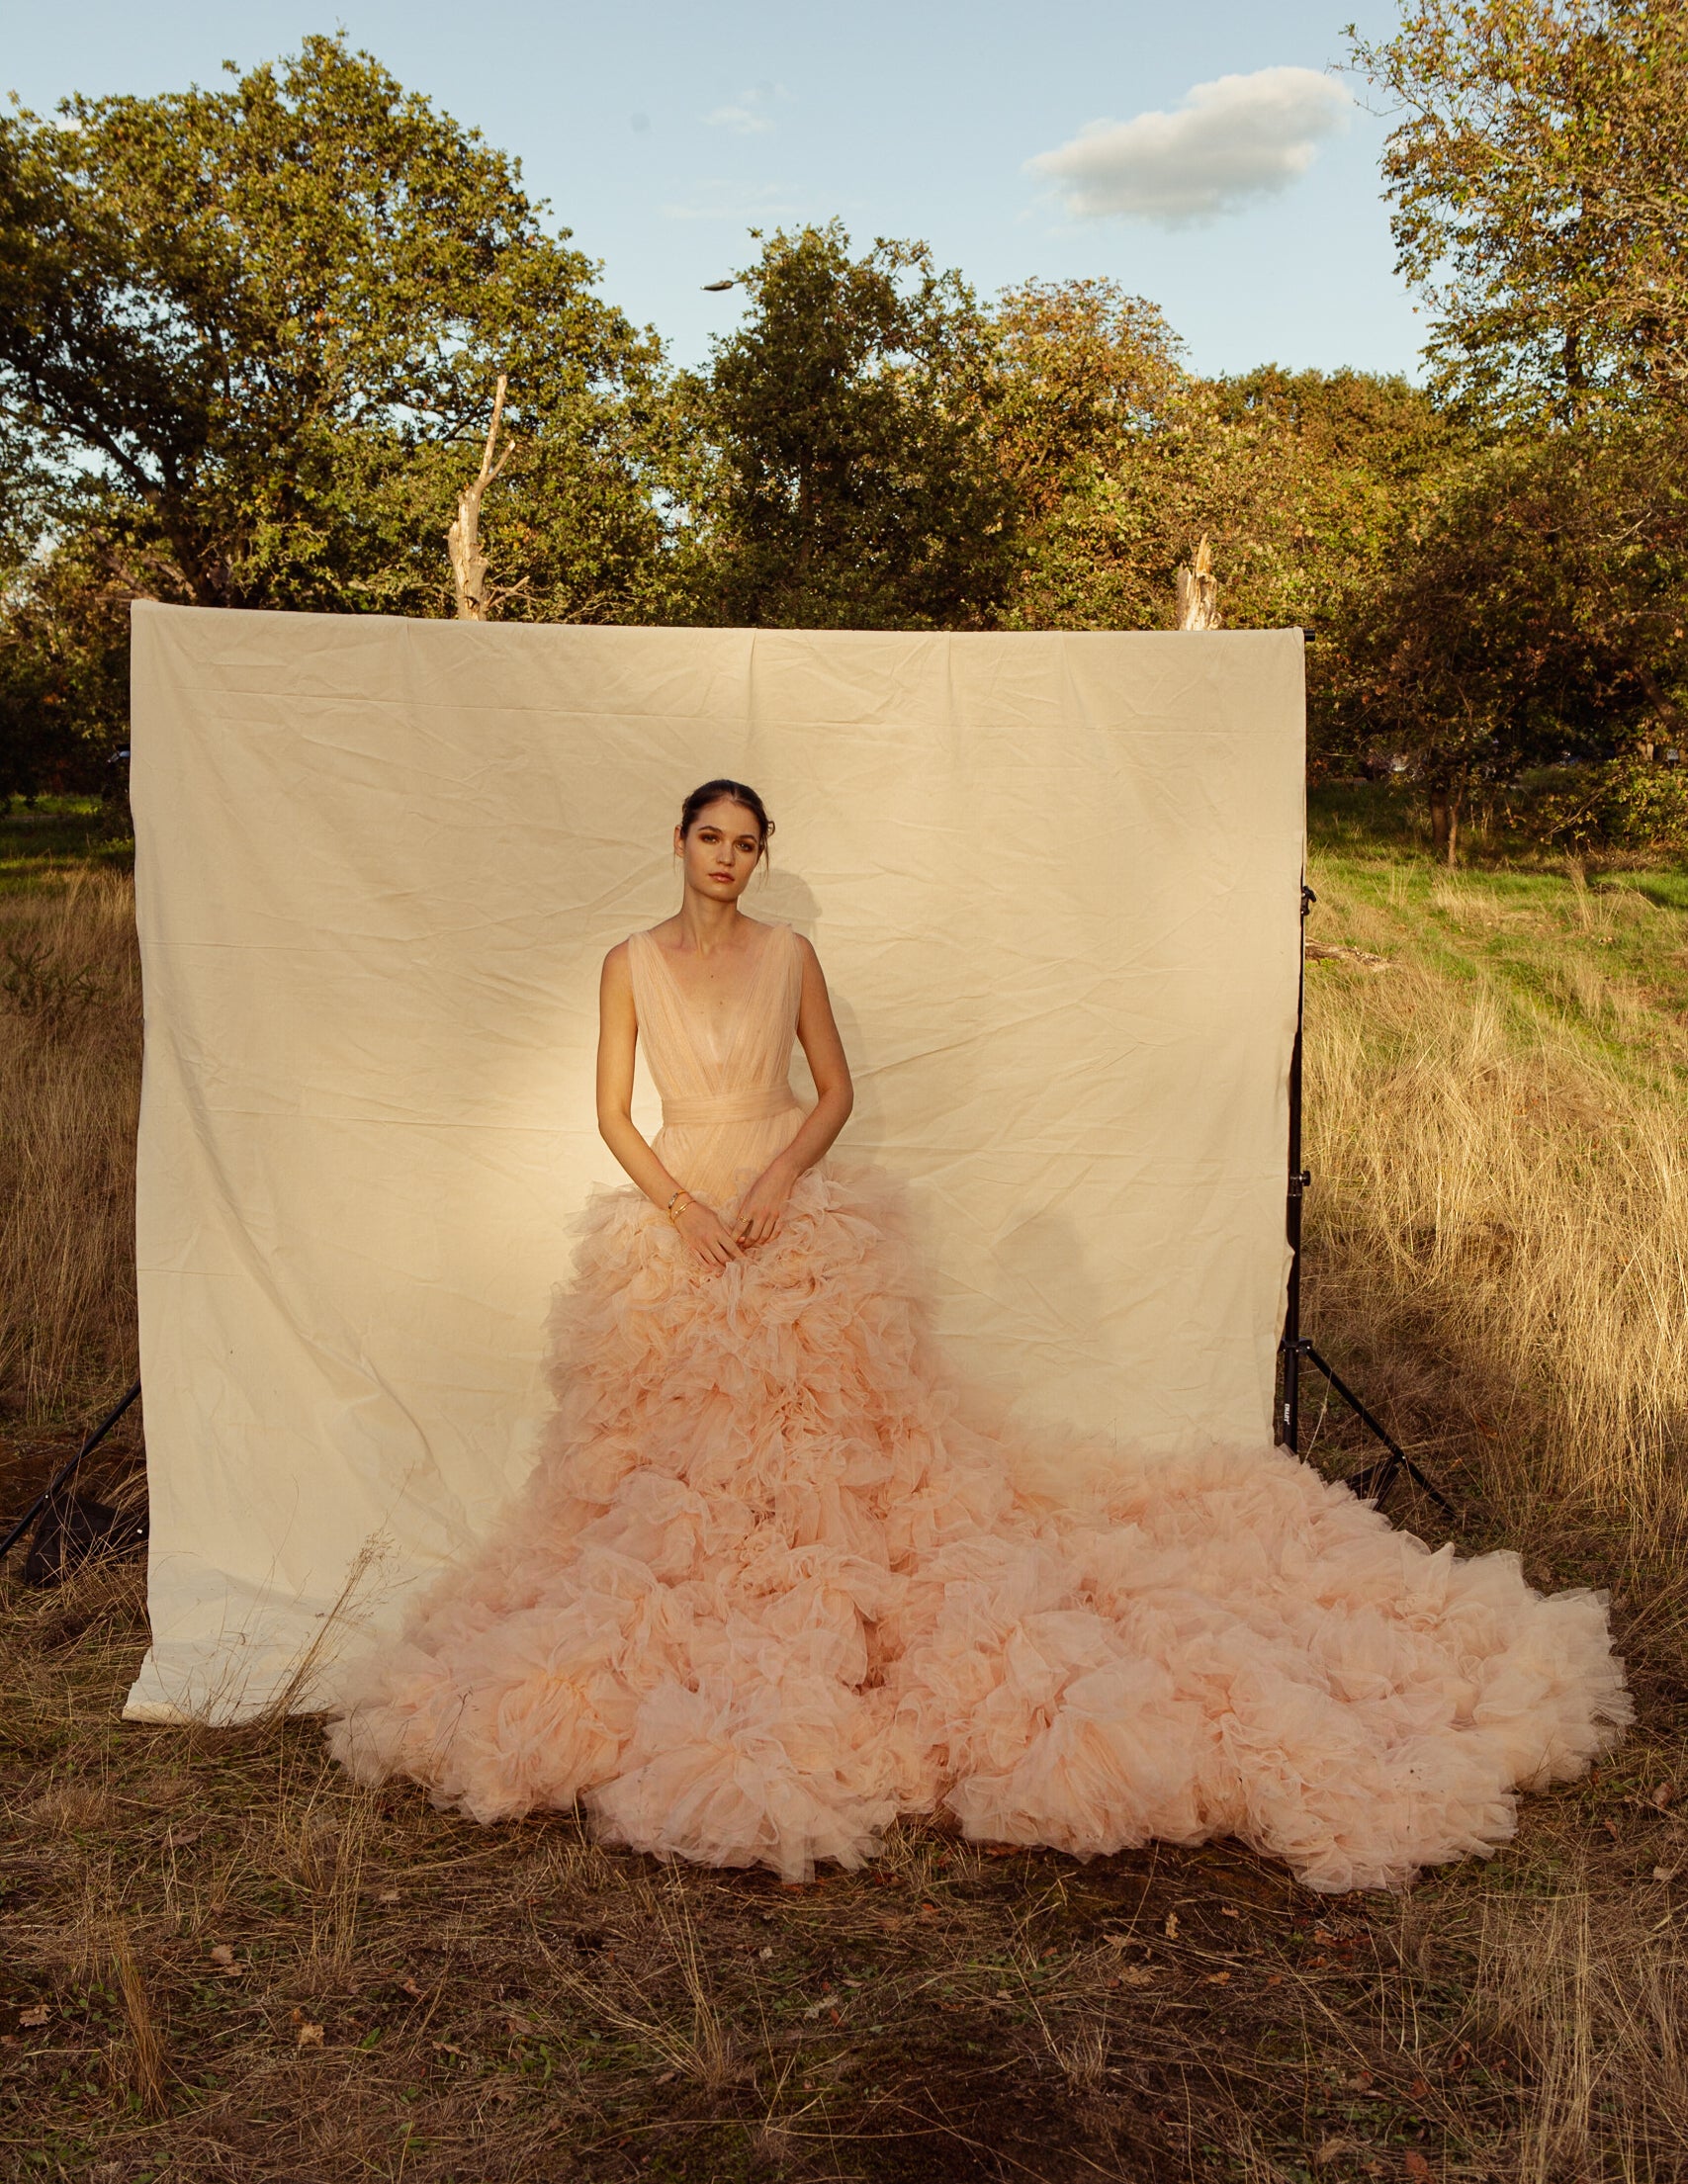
[669,1157,796,1271]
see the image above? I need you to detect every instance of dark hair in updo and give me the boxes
[678,779,773,863]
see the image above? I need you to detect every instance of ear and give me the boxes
[672,824,684,858]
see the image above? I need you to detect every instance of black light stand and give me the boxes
[0,1378,143,1566]
[1277,886,1454,1521]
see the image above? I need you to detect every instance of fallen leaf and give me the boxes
[486,2081,517,2103]
[917,1902,939,1923]
[1203,1971,1230,1984]
[1409,2075,1431,2099]
[378,1887,400,1905]
[758,1945,773,1960]
[209,1945,234,1966]
[1117,1966,1156,1987]
[400,1976,424,2000]
[1266,1972,1283,1986]
[1220,1905,1240,1919]
[1653,1783,1674,1809]
[18,2005,49,2029]
[1164,1912,1179,1940]
[1314,2140,1358,2167]
[1403,2155,1433,2181]
[1653,1867,1677,1883]
[432,2040,464,2056]
[995,1988,1013,2001]
[296,2021,324,2049]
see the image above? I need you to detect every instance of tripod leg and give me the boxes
[1300,1346,1455,1520]
[0,1380,142,1564]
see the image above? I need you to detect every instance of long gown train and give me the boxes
[327,921,1629,1891]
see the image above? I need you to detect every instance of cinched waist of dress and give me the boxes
[661,1085,803,1130]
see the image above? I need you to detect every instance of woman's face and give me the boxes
[675,799,763,904]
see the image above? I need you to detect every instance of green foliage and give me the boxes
[0,33,668,614]
[1512,753,1688,852]
[0,35,686,791]
[2,24,1685,860]
[0,537,130,800]
[1322,420,1688,813]
[1009,359,1465,644]
[1355,0,1688,422]
[986,278,1184,520]
[685,223,1018,629]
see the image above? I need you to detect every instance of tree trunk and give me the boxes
[1429,786,1462,866]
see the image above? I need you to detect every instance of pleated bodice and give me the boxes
[627,921,805,1204]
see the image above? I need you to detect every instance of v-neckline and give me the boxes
[639,922,786,1074]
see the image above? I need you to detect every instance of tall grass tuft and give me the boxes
[1305,875,1688,1555]
[0,872,141,1421]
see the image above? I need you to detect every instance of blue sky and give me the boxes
[5,1,1424,383]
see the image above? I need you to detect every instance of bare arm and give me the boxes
[595,943,745,1267]
[733,936,854,1245]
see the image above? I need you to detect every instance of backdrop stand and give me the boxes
[0,1379,143,1567]
[1276,884,1455,1521]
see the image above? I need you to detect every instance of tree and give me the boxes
[1322,421,1688,857]
[1005,356,1464,640]
[1353,0,1688,421]
[986,278,1183,521]
[687,223,1019,629]
[0,35,670,621]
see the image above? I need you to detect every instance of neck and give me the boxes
[678,891,745,953]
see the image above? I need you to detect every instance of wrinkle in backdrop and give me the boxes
[125,607,1304,1722]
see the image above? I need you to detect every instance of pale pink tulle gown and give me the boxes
[327,920,1630,1891]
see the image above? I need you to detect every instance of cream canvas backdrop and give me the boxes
[124,604,1305,1723]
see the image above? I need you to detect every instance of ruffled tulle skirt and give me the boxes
[326,1165,1630,1891]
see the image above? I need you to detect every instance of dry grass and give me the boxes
[4,836,1688,2178]
[1307,864,1688,1542]
[0,869,140,1421]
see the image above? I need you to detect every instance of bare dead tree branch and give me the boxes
[447,373,512,621]
[1175,535,1219,630]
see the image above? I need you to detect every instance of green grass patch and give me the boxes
[0,797,133,894]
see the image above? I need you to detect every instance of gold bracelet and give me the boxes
[666,1189,691,1223]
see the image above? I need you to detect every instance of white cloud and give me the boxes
[706,103,774,134]
[660,179,801,223]
[704,81,789,135]
[1026,66,1351,227]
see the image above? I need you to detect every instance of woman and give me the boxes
[328,780,1629,1889]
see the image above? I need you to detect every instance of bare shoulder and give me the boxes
[792,930,832,994]
[601,937,634,989]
